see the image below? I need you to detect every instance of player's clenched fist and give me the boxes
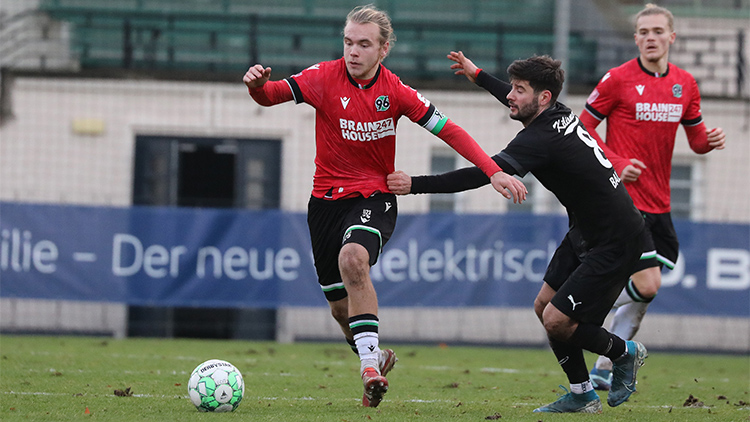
[387,170,412,195]
[706,127,726,150]
[243,64,272,89]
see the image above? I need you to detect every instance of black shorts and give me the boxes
[307,193,398,302]
[546,228,646,325]
[633,211,679,273]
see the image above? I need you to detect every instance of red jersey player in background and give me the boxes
[243,4,526,407]
[580,3,726,390]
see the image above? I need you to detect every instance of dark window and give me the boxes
[429,150,457,212]
[133,135,280,209]
[671,163,693,219]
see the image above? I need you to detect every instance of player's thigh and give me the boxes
[551,233,644,325]
[543,234,582,292]
[634,212,679,272]
[307,196,350,301]
[341,193,398,266]
[650,212,679,270]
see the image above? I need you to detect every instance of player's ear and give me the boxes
[539,90,552,107]
[381,41,390,59]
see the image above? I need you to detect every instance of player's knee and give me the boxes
[638,282,659,298]
[632,268,662,298]
[338,244,369,275]
[634,275,661,298]
[541,306,574,340]
[533,297,546,322]
[542,318,569,341]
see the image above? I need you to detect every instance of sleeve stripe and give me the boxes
[416,103,436,126]
[498,151,527,177]
[584,103,606,121]
[285,78,304,104]
[419,104,449,135]
[427,115,448,135]
[682,115,703,127]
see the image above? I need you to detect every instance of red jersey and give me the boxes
[583,58,703,214]
[283,58,498,200]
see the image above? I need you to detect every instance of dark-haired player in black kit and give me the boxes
[388,52,649,413]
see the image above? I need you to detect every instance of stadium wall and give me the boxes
[1,75,748,351]
[1,75,748,219]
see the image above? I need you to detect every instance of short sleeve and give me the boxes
[393,79,435,126]
[287,62,327,108]
[585,71,618,120]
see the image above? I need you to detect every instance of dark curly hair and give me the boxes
[507,55,565,103]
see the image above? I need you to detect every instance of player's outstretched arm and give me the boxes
[388,168,525,204]
[243,64,272,89]
[389,167,488,195]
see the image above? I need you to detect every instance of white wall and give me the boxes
[1,75,748,222]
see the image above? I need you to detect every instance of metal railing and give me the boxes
[2,7,747,99]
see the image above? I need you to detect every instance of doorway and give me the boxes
[177,143,235,208]
[129,135,281,339]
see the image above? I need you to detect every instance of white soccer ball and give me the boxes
[187,359,244,412]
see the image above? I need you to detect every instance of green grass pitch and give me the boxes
[0,335,747,421]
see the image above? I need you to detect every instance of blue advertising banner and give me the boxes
[1,202,748,316]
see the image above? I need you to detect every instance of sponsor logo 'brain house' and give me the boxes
[340,118,395,141]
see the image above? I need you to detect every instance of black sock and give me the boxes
[347,338,358,355]
[548,336,589,384]
[626,279,655,303]
[569,323,627,362]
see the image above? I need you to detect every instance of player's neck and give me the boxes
[639,55,669,76]
[353,76,374,86]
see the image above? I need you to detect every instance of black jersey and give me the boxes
[411,71,644,249]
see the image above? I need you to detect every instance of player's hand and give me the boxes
[387,170,412,195]
[490,171,527,203]
[243,64,272,89]
[447,51,479,83]
[707,127,726,150]
[620,158,647,183]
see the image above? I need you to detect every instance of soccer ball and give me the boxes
[187,359,244,412]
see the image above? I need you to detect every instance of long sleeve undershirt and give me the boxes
[248,80,293,106]
[475,70,512,108]
[684,122,711,154]
[411,156,512,194]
